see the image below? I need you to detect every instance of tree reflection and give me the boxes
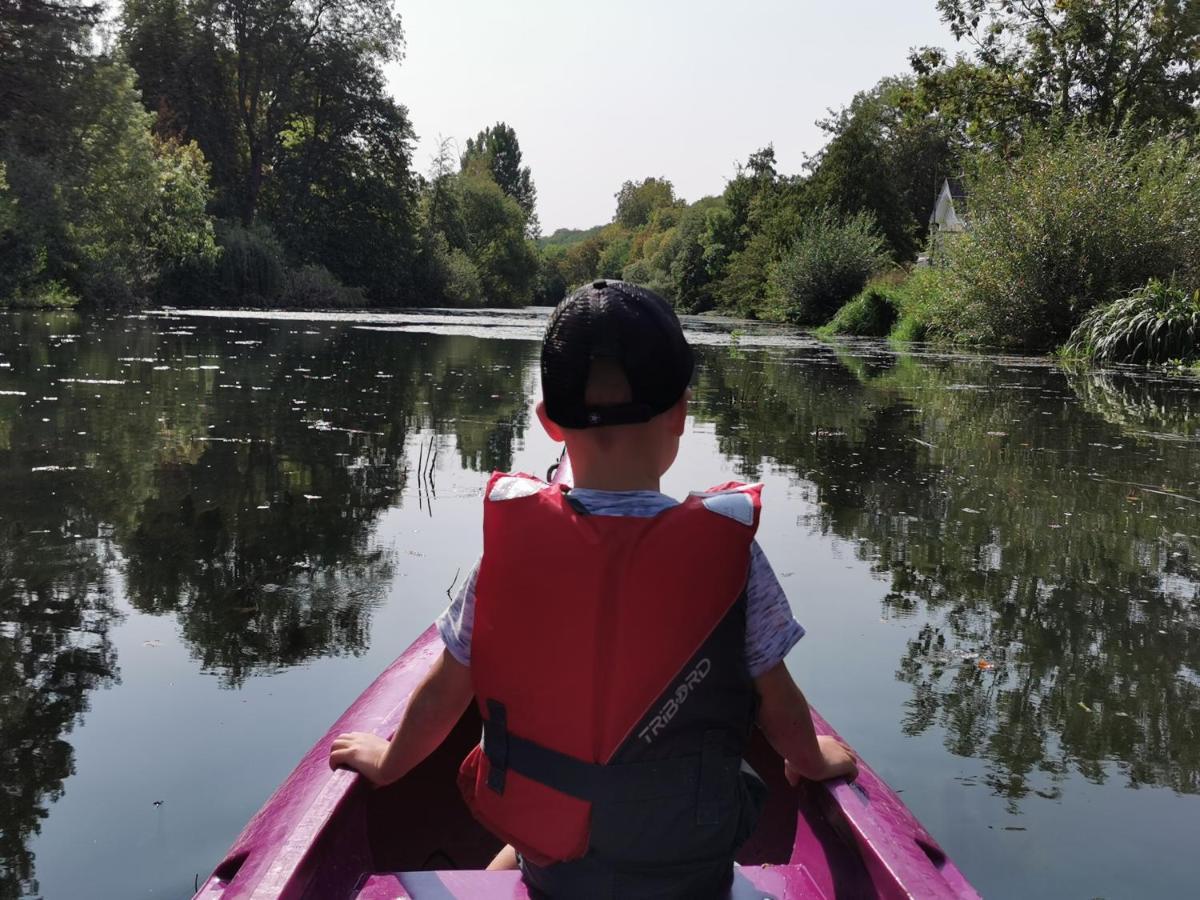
[0,311,533,894]
[694,344,1200,807]
[0,527,119,897]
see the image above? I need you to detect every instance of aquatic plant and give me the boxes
[1063,280,1200,365]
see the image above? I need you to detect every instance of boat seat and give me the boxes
[355,864,828,899]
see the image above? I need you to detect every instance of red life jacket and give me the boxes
[458,471,763,867]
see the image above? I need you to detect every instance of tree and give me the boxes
[65,62,218,302]
[806,77,956,261]
[0,0,100,154]
[461,122,538,236]
[913,0,1200,148]
[120,0,242,216]
[458,173,537,306]
[613,177,678,228]
[193,0,404,226]
[261,29,419,301]
[423,137,467,250]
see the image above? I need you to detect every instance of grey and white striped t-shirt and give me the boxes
[435,488,804,678]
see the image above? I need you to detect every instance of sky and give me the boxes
[384,0,960,233]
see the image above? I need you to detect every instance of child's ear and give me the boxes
[535,401,565,442]
[669,389,691,436]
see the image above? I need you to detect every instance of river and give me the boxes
[1,308,1197,899]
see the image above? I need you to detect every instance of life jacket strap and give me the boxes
[484,699,509,794]
[482,711,740,824]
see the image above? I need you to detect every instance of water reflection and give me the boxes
[0,528,118,900]
[0,312,532,896]
[693,344,1200,809]
[2,309,1198,897]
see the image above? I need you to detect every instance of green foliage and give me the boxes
[458,174,537,306]
[806,76,956,261]
[462,122,538,236]
[1063,280,1200,366]
[215,222,286,304]
[914,0,1200,150]
[933,129,1200,348]
[886,267,951,342]
[531,244,569,306]
[6,280,80,309]
[418,232,484,307]
[717,231,775,318]
[537,225,603,250]
[595,227,632,279]
[614,177,678,229]
[148,136,218,271]
[0,163,13,232]
[120,0,241,216]
[765,208,889,325]
[282,265,364,308]
[0,59,218,306]
[819,283,901,337]
[443,248,485,307]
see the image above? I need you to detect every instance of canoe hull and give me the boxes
[194,625,977,899]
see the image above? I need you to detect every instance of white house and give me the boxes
[923,178,968,263]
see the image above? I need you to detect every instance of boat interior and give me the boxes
[350,704,877,898]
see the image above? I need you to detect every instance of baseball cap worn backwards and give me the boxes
[541,280,695,429]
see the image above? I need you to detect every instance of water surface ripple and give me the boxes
[0,309,1196,899]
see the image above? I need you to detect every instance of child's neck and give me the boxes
[568,458,661,493]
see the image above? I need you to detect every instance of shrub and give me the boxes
[887,266,953,342]
[1062,280,1200,365]
[443,249,484,307]
[7,280,79,309]
[764,208,888,325]
[216,221,286,304]
[418,232,485,307]
[819,284,900,337]
[283,265,364,308]
[937,129,1200,349]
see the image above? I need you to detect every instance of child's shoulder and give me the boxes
[566,488,678,518]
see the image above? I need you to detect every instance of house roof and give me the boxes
[929,178,967,230]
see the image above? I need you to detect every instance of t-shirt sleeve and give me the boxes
[744,541,805,677]
[436,559,479,666]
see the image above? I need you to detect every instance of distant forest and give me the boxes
[3,2,1200,355]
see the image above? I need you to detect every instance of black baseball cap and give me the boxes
[541,280,694,428]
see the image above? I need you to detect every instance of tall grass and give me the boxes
[818,283,899,337]
[1062,280,1200,365]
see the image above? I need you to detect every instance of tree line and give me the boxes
[538,1,1200,357]
[0,0,540,309]
[3,1,1199,358]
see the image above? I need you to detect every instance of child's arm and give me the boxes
[754,661,858,784]
[329,647,474,786]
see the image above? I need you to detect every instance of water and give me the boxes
[0,308,1196,899]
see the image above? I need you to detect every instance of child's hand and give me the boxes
[329,732,390,785]
[784,734,859,785]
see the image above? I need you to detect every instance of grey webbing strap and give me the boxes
[481,716,734,805]
[484,700,508,794]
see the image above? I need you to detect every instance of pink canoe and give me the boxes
[195,461,980,899]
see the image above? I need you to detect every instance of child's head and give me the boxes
[537,281,694,486]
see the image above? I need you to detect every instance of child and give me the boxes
[330,281,857,899]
